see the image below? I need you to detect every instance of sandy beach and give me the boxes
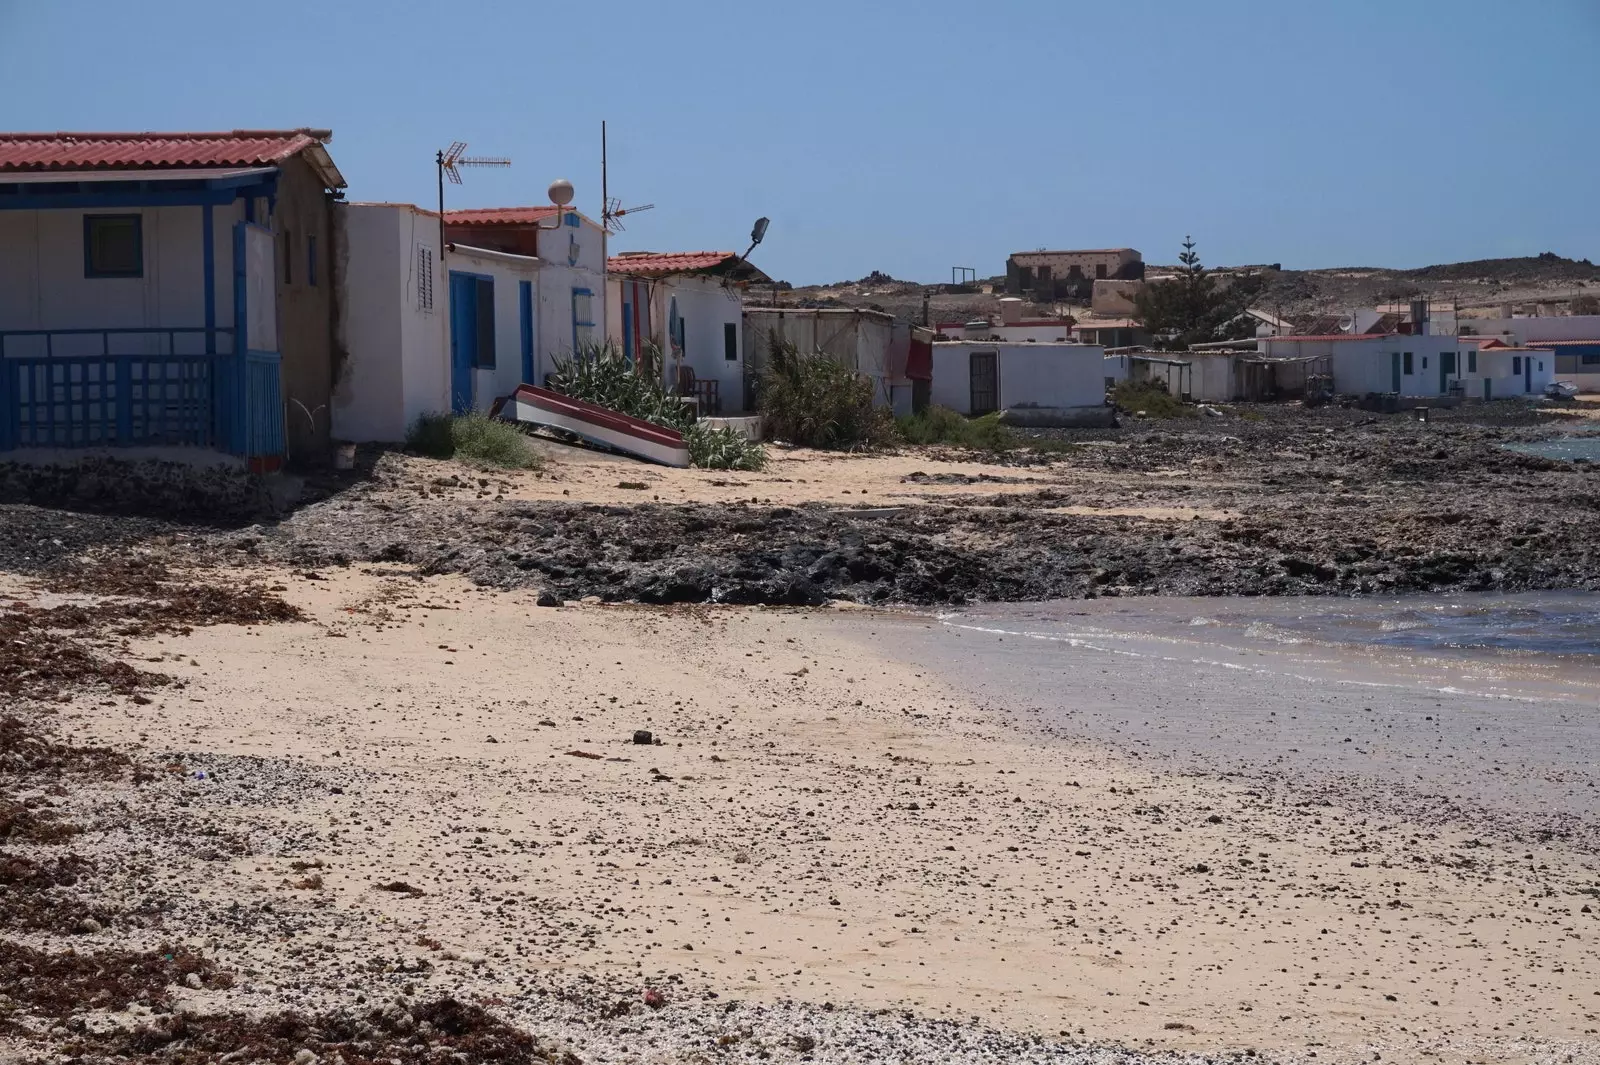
[5,559,1597,1064]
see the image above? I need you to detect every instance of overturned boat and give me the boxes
[491,384,691,468]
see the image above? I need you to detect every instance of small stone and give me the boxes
[77,917,103,934]
[633,730,653,745]
[536,591,561,608]
[294,1050,317,1065]
[184,972,203,990]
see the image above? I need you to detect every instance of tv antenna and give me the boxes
[600,120,655,235]
[435,141,511,253]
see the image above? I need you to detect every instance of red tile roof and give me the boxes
[444,206,565,226]
[0,129,330,172]
[1523,338,1600,346]
[607,251,739,276]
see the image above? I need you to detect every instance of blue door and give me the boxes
[1390,351,1401,393]
[519,280,535,385]
[449,272,478,413]
[1524,355,1532,393]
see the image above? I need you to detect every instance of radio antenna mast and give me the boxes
[435,141,511,255]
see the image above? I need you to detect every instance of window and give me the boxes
[1402,352,1414,375]
[1583,353,1600,366]
[307,235,318,287]
[1538,360,1544,372]
[416,246,434,312]
[724,322,738,361]
[83,215,142,278]
[474,277,496,368]
[1095,263,1108,279]
[282,229,293,284]
[572,288,595,351]
[1513,356,1522,375]
[1422,356,1428,369]
[1467,349,1477,373]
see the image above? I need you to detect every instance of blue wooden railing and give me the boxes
[0,327,284,460]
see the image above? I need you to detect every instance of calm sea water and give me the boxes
[1502,433,1600,462]
[855,592,1600,834]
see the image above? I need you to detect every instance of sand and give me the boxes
[25,565,1598,1065]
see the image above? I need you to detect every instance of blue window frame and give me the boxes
[519,280,534,383]
[571,287,595,352]
[83,214,143,278]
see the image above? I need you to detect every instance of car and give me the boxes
[1545,381,1580,399]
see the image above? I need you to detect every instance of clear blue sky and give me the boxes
[2,0,1596,284]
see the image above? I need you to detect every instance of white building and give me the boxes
[934,298,1075,344]
[604,251,768,415]
[930,341,1107,417]
[333,202,606,443]
[1260,333,1550,399]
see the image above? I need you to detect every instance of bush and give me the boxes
[896,406,1081,456]
[1112,380,1195,419]
[758,334,896,450]
[551,342,766,471]
[406,411,542,469]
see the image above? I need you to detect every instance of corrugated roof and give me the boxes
[607,251,738,276]
[0,129,330,173]
[444,206,565,226]
[1266,333,1399,342]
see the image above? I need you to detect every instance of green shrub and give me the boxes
[406,411,542,469]
[896,406,1081,455]
[551,341,767,471]
[1112,380,1196,419]
[757,334,896,450]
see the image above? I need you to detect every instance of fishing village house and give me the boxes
[332,202,607,443]
[604,250,769,416]
[0,129,345,466]
[1258,332,1552,399]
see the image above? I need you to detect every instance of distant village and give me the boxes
[0,127,1595,469]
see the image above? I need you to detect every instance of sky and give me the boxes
[1,0,1596,285]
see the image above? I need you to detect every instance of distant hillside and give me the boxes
[774,254,1600,325]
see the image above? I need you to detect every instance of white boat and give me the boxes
[491,384,691,468]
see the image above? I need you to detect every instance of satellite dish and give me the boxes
[750,217,770,246]
[548,179,575,207]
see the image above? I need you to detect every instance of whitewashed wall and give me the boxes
[0,203,241,357]
[931,342,1106,414]
[446,245,540,409]
[334,204,450,443]
[666,275,744,412]
[1463,316,1600,345]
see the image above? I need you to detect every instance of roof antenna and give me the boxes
[600,121,655,234]
[435,141,510,256]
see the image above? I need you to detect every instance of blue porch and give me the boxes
[0,168,286,464]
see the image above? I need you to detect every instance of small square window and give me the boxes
[83,215,142,278]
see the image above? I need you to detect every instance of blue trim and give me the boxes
[202,204,216,352]
[83,214,143,278]
[4,188,237,211]
[244,197,256,224]
[519,280,535,385]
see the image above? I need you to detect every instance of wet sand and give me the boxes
[16,568,1599,1065]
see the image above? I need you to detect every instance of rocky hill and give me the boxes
[772,254,1600,325]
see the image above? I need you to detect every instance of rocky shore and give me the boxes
[226,404,1600,606]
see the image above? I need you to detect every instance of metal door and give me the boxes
[1390,351,1401,393]
[1524,356,1532,393]
[448,272,477,413]
[1439,351,1455,394]
[970,350,998,415]
[1483,378,1491,401]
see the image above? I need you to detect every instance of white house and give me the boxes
[0,129,347,465]
[930,341,1107,419]
[1259,333,1551,399]
[332,202,606,444]
[934,298,1075,344]
[604,251,768,416]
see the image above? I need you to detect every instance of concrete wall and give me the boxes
[931,342,1106,414]
[0,201,241,354]
[1469,349,1552,399]
[334,204,450,443]
[1461,315,1600,345]
[1262,336,1469,397]
[274,156,337,460]
[1189,352,1236,402]
[1091,278,1143,317]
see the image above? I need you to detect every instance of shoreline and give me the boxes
[4,566,1598,1064]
